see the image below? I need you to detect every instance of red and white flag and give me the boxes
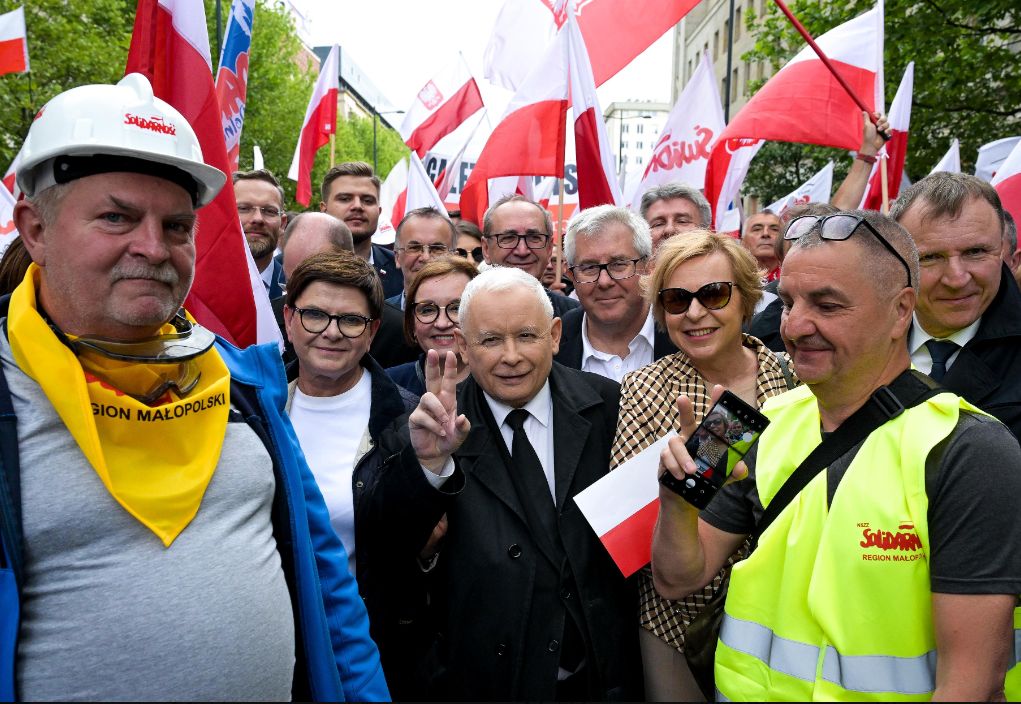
[126,0,277,348]
[288,44,339,207]
[860,61,912,210]
[484,0,699,92]
[390,152,451,228]
[566,10,621,209]
[434,111,488,202]
[630,51,724,210]
[3,147,22,197]
[705,2,884,227]
[401,54,484,159]
[459,27,569,226]
[575,432,677,577]
[0,178,17,257]
[930,139,960,175]
[0,7,29,77]
[767,160,834,216]
[976,136,1021,182]
[992,139,1021,226]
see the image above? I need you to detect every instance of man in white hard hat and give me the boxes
[0,74,389,701]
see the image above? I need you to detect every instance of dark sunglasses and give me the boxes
[784,214,912,288]
[455,246,484,263]
[658,282,733,315]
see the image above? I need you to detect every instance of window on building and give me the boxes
[735,8,742,39]
[622,123,629,134]
[637,123,644,134]
[732,68,739,101]
[688,59,693,78]
[724,19,729,42]
[704,42,709,59]
[637,141,644,150]
[713,30,719,60]
[758,61,764,81]
[745,60,751,92]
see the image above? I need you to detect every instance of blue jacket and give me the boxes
[0,337,389,702]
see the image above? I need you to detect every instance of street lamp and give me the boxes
[373,108,405,172]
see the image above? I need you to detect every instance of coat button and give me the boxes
[507,544,522,558]
[547,639,560,652]
[355,480,364,489]
[560,587,572,600]
[496,643,507,656]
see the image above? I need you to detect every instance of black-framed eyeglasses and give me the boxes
[487,231,550,249]
[292,306,373,337]
[658,282,733,315]
[570,258,645,284]
[413,301,460,325]
[784,214,912,288]
[455,246,484,263]
[396,242,449,256]
[237,204,283,219]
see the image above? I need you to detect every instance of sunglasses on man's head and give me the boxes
[784,213,912,288]
[658,281,733,315]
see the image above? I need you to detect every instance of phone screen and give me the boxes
[684,391,768,488]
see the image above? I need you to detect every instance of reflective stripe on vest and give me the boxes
[721,613,937,695]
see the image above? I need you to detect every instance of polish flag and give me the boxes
[379,157,409,233]
[976,136,1021,182]
[861,62,913,210]
[127,0,278,348]
[288,44,339,206]
[214,0,256,171]
[566,10,621,209]
[630,51,724,210]
[434,111,487,201]
[0,178,17,256]
[0,7,29,77]
[459,27,569,226]
[767,160,834,216]
[705,2,884,227]
[390,152,451,227]
[575,432,677,577]
[930,139,960,175]
[3,147,22,197]
[484,0,699,92]
[992,139,1021,225]
[401,54,484,159]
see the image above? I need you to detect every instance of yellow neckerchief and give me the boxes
[7,266,231,546]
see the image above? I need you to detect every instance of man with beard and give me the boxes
[320,162,403,299]
[234,169,287,298]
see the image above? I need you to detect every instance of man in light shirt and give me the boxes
[555,206,676,381]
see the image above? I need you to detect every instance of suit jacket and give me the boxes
[547,288,580,318]
[272,297,418,369]
[940,265,1021,441]
[554,307,678,370]
[373,244,404,299]
[366,363,641,701]
[385,291,405,310]
[265,257,285,300]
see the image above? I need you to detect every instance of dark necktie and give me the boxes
[505,409,557,533]
[925,339,959,382]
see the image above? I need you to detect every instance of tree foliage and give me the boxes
[0,0,406,211]
[741,0,1021,203]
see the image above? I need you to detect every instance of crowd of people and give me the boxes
[2,74,1020,702]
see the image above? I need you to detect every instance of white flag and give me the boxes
[767,161,834,216]
[930,140,960,175]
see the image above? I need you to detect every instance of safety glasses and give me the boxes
[784,214,912,288]
[658,281,733,315]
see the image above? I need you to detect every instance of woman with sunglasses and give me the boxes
[281,251,434,698]
[387,256,478,396]
[610,231,796,701]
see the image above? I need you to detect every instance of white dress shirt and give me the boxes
[259,260,275,290]
[580,310,656,383]
[908,315,981,375]
[484,381,556,502]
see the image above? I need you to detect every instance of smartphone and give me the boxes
[659,390,770,509]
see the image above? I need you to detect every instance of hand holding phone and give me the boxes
[659,389,769,509]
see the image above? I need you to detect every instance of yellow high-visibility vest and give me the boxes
[715,384,997,701]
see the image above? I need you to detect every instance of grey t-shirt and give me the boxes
[701,410,1021,594]
[4,334,296,701]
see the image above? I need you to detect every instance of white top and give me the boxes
[908,315,981,375]
[289,372,372,575]
[484,381,556,502]
[259,260,274,289]
[580,310,656,383]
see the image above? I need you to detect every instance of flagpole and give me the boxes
[556,178,565,284]
[330,134,336,168]
[723,0,736,122]
[771,0,890,140]
[879,154,890,214]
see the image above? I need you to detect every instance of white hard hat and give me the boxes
[16,73,226,207]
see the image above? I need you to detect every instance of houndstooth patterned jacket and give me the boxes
[610,334,796,652]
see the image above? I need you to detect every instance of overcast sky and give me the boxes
[300,0,676,117]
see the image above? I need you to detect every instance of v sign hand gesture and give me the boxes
[410,349,472,473]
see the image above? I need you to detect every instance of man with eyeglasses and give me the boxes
[481,194,580,318]
[891,172,1021,442]
[386,206,457,310]
[555,205,676,382]
[653,208,1021,701]
[234,169,288,298]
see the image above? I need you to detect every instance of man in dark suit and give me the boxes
[481,194,580,318]
[555,205,675,379]
[378,267,641,700]
[234,169,287,298]
[385,207,458,310]
[892,171,1021,440]
[320,161,403,298]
